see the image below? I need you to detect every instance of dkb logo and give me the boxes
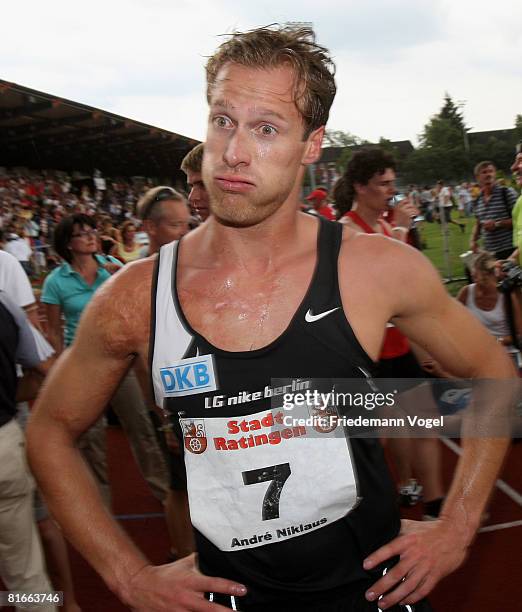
[160,354,217,397]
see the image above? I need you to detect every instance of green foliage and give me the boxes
[323,130,364,147]
[336,147,353,173]
[515,114,522,140]
[438,93,467,132]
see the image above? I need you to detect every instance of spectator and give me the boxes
[436,179,465,232]
[508,151,522,266]
[41,213,170,511]
[471,160,518,259]
[305,187,335,219]
[0,291,57,612]
[136,187,190,256]
[110,220,142,263]
[4,228,33,276]
[457,252,522,364]
[181,143,210,221]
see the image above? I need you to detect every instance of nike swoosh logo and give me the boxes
[305,307,340,323]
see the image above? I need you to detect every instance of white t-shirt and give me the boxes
[0,250,36,307]
[5,237,32,262]
[438,186,452,209]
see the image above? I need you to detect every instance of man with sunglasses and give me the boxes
[137,186,191,257]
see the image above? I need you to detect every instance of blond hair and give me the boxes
[205,24,336,138]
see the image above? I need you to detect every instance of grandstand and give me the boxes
[0,79,199,181]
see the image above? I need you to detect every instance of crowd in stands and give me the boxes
[0,169,164,276]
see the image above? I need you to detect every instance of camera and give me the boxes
[498,260,522,293]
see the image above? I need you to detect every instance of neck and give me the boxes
[196,203,303,275]
[483,184,494,196]
[71,253,96,271]
[351,201,381,229]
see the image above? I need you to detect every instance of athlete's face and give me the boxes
[186,169,210,221]
[355,168,397,212]
[203,63,324,227]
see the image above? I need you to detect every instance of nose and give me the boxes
[223,128,251,168]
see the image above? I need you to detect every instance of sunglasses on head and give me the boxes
[141,188,178,220]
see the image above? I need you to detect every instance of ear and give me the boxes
[302,126,325,165]
[143,219,155,237]
[353,182,365,198]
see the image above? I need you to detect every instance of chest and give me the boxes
[60,272,105,314]
[177,257,315,351]
[473,289,499,312]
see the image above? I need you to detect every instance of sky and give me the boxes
[1,0,521,147]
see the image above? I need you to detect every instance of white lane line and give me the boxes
[441,437,522,507]
[478,520,522,533]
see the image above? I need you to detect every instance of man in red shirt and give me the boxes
[305,187,335,219]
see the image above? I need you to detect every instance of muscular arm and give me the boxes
[341,235,514,608]
[27,258,245,611]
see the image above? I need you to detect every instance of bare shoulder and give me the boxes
[75,257,156,359]
[339,227,447,317]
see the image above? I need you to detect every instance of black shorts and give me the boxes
[207,588,433,611]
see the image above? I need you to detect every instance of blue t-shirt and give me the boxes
[41,255,122,346]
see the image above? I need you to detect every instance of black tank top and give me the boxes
[150,218,400,606]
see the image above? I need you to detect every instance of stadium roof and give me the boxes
[0,79,200,178]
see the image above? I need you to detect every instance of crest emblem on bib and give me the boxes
[181,419,208,454]
[309,405,339,434]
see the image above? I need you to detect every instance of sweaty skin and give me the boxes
[27,62,514,612]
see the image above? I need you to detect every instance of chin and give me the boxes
[210,193,279,228]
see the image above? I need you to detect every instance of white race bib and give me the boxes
[181,403,358,552]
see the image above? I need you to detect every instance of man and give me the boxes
[508,151,522,266]
[336,149,443,515]
[181,143,211,221]
[0,292,56,612]
[137,186,191,256]
[436,179,464,232]
[305,186,335,219]
[28,25,513,611]
[4,228,33,276]
[471,161,518,259]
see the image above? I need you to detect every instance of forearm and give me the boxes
[470,222,480,243]
[440,437,509,545]
[16,370,45,402]
[47,327,63,354]
[26,418,149,602]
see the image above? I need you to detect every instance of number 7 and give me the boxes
[242,463,291,520]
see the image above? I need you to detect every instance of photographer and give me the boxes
[457,252,522,367]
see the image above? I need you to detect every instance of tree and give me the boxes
[515,114,522,142]
[439,93,467,133]
[323,130,364,147]
[405,93,472,182]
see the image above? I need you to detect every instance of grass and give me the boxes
[417,213,473,296]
